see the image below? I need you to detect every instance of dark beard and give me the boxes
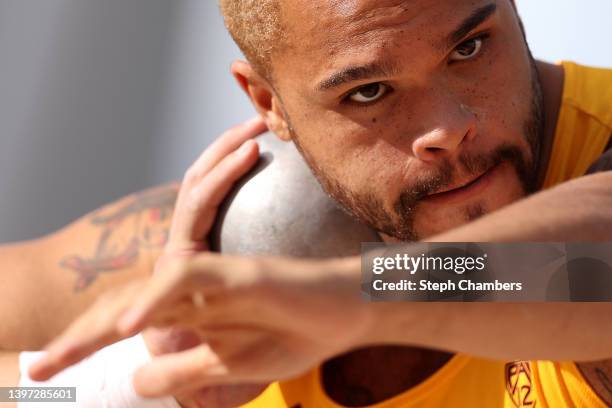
[289,55,545,242]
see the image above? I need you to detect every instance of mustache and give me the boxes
[395,144,531,214]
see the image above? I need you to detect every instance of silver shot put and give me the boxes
[210,132,381,257]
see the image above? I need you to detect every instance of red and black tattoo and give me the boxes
[60,185,178,291]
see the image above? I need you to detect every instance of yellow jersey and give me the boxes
[242,61,612,408]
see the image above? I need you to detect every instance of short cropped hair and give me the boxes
[218,0,283,79]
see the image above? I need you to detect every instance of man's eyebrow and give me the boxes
[317,62,400,92]
[446,3,498,47]
[315,3,497,93]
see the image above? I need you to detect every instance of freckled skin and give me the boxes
[267,0,543,240]
[226,4,568,403]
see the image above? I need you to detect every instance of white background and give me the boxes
[517,0,612,68]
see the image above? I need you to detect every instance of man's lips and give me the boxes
[423,164,499,205]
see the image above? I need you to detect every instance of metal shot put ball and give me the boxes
[210,132,381,258]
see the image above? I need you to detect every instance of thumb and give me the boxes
[133,344,230,398]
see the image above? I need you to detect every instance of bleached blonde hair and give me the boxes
[218,0,285,78]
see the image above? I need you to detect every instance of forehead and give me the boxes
[277,0,505,81]
[285,0,435,47]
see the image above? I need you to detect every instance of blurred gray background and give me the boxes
[0,0,610,243]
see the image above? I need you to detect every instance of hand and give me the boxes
[30,116,270,407]
[142,328,268,408]
[28,252,372,399]
[142,115,270,406]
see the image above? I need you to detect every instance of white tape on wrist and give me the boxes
[18,335,181,408]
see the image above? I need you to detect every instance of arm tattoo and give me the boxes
[60,185,178,291]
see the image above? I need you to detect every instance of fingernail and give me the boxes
[244,116,262,127]
[117,310,141,335]
[239,140,255,155]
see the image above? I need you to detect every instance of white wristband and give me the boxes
[18,335,181,408]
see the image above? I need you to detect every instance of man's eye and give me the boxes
[347,83,389,104]
[450,36,486,62]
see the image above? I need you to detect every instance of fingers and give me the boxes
[117,263,200,336]
[29,264,216,380]
[167,118,264,252]
[28,281,146,381]
[174,383,269,408]
[134,328,281,397]
[183,140,261,237]
[29,258,221,380]
[118,254,244,335]
[133,344,229,398]
[168,139,260,252]
[187,117,266,181]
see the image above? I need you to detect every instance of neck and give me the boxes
[534,60,565,190]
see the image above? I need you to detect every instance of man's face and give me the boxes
[269,0,543,241]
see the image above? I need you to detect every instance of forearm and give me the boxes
[369,302,612,361]
[364,172,612,360]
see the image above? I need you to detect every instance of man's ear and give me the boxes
[231,60,292,141]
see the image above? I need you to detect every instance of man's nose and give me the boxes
[412,104,477,162]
